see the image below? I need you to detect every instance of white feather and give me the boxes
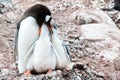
[24,40,37,69]
[50,42,61,67]
[51,26,72,69]
[17,16,39,73]
[45,15,51,22]
[26,23,56,73]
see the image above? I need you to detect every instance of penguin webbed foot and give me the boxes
[23,69,31,76]
[46,69,53,74]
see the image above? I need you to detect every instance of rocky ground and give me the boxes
[0,0,120,80]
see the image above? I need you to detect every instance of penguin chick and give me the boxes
[24,23,56,75]
[51,25,74,70]
[23,15,53,61]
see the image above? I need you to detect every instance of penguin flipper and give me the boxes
[50,42,61,67]
[14,30,18,61]
[62,42,72,61]
[24,40,38,66]
[14,19,23,61]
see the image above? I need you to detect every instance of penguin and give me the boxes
[24,23,56,76]
[51,25,74,70]
[15,4,52,74]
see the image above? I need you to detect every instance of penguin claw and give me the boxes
[23,70,31,76]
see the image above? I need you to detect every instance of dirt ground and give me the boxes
[0,0,120,80]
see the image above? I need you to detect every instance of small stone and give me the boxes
[75,63,84,70]
[114,58,120,70]
[97,72,105,77]
[1,69,9,76]
[72,76,82,80]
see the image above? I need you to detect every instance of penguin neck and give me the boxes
[39,23,50,39]
[52,28,58,37]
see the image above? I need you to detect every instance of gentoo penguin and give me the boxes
[24,23,56,76]
[15,4,52,74]
[51,25,74,70]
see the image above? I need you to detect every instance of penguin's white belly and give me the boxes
[18,16,39,73]
[27,39,56,73]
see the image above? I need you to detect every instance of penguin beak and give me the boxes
[38,28,41,35]
[38,25,52,35]
[38,15,52,35]
[48,25,53,34]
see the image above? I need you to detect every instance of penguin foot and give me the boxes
[47,69,52,74]
[23,70,31,76]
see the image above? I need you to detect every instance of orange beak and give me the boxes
[38,28,41,35]
[38,25,52,35]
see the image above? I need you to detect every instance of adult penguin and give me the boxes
[51,25,74,70]
[15,4,52,74]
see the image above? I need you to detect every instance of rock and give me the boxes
[0,3,4,8]
[113,0,120,11]
[72,76,82,80]
[68,9,117,27]
[1,69,9,76]
[0,3,5,13]
[80,23,120,61]
[80,23,119,40]
[114,58,120,70]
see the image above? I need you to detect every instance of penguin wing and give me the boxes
[50,42,61,67]
[14,30,18,59]
[24,40,38,66]
[14,19,24,60]
[62,41,72,61]
[14,20,22,61]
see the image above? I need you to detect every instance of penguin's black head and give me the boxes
[17,4,52,36]
[23,4,52,27]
